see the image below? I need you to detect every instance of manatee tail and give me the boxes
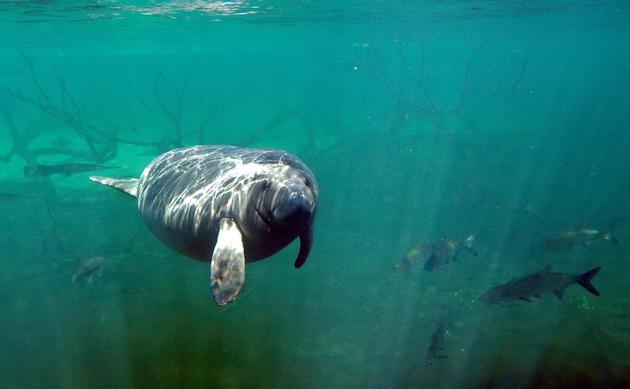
[575,266,602,296]
[89,176,139,198]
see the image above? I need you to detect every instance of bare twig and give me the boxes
[119,65,158,114]
[21,51,50,102]
[7,55,223,161]
[453,45,483,113]
[153,69,191,146]
[54,69,81,117]
[5,86,103,160]
[180,102,218,145]
[0,107,36,165]
[397,45,483,120]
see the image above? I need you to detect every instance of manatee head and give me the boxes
[249,164,318,268]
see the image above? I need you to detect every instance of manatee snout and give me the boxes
[273,192,312,229]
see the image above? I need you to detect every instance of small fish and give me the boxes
[424,235,477,271]
[72,256,106,283]
[24,163,119,178]
[480,265,601,304]
[392,242,433,272]
[426,315,450,364]
[541,222,619,251]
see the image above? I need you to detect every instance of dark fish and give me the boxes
[480,265,601,304]
[392,242,433,272]
[426,315,450,364]
[424,235,477,271]
[541,223,619,251]
[24,163,119,177]
[72,256,106,283]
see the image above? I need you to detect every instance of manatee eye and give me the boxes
[303,176,314,189]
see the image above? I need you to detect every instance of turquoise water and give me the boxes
[1,1,630,387]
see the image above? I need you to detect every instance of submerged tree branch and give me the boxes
[5,55,225,161]
[0,107,35,165]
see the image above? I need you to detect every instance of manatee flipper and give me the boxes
[89,176,139,197]
[294,224,313,268]
[210,218,245,305]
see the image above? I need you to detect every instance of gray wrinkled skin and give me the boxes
[136,145,318,266]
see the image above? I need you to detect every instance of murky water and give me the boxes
[1,1,629,387]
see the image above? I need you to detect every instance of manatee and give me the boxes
[90,145,318,305]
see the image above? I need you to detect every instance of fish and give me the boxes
[392,242,433,272]
[480,265,601,304]
[541,223,619,251]
[424,235,477,271]
[426,314,450,364]
[23,163,119,177]
[72,256,106,283]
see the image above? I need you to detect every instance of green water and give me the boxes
[1,1,630,388]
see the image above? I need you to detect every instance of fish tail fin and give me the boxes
[603,230,619,245]
[603,221,620,245]
[89,176,139,198]
[576,266,602,296]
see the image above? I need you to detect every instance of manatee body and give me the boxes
[90,145,318,305]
